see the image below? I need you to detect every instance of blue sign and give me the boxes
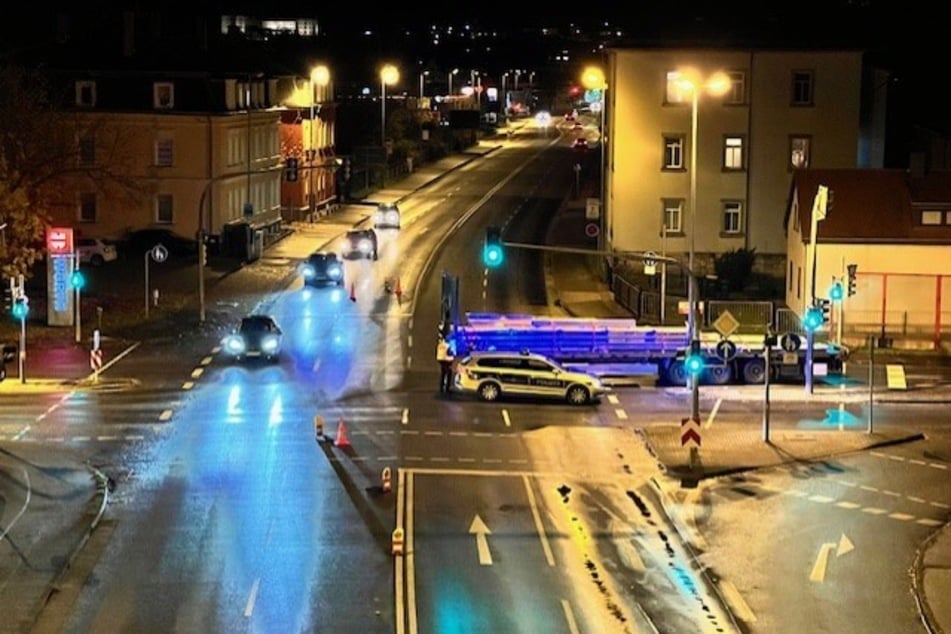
[52,256,69,312]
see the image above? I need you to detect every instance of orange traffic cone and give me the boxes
[335,417,351,447]
[395,277,403,303]
[349,282,356,302]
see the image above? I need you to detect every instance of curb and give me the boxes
[913,522,947,634]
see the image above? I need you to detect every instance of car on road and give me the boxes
[76,237,118,266]
[221,314,283,362]
[120,228,198,258]
[340,228,378,260]
[453,350,607,405]
[373,202,401,229]
[301,251,345,287]
[572,137,588,152]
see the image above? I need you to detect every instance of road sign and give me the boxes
[90,348,102,372]
[780,332,802,352]
[715,339,737,362]
[713,310,740,338]
[681,417,701,447]
[150,244,168,263]
[585,222,599,238]
[585,198,600,220]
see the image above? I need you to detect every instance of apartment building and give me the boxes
[604,48,873,276]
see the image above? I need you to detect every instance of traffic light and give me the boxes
[285,157,299,182]
[847,264,858,297]
[829,279,844,302]
[12,296,28,320]
[803,305,823,331]
[684,340,704,376]
[2,285,11,313]
[483,226,504,267]
[70,270,85,290]
[819,298,831,324]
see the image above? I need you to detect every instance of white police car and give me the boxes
[453,350,607,405]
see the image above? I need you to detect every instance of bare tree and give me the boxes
[0,63,143,280]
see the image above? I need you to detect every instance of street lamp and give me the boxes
[675,68,731,423]
[448,68,458,97]
[501,71,509,119]
[309,64,330,216]
[419,70,429,99]
[380,64,400,147]
[581,66,607,253]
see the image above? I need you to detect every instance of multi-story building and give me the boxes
[604,48,877,276]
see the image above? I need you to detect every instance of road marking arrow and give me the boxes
[810,533,854,583]
[469,515,493,566]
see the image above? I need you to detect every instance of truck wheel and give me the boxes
[742,359,766,384]
[665,361,688,386]
[478,382,501,402]
[706,365,732,385]
[566,385,591,405]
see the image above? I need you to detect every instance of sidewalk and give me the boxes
[1,140,947,634]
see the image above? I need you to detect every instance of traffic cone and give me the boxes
[381,466,392,493]
[349,282,356,302]
[395,277,402,298]
[335,417,351,447]
[314,414,325,441]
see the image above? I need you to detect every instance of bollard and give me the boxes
[314,414,325,440]
[381,466,392,493]
[391,527,405,556]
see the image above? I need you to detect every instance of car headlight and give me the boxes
[302,265,315,279]
[387,212,399,223]
[340,239,352,252]
[327,264,342,278]
[374,212,384,223]
[261,336,280,353]
[224,336,246,353]
[358,238,371,252]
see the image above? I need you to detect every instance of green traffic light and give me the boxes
[11,300,27,320]
[483,245,503,267]
[70,270,85,289]
[803,306,823,331]
[829,281,843,301]
[684,354,704,376]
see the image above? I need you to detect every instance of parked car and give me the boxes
[301,251,345,287]
[76,237,118,266]
[373,202,401,229]
[453,350,607,405]
[340,229,379,260]
[120,228,198,258]
[221,314,283,362]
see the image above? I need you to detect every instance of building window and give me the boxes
[921,210,944,225]
[724,136,744,170]
[663,135,685,170]
[78,134,95,165]
[75,81,96,107]
[665,71,689,104]
[725,71,746,104]
[788,260,794,292]
[154,82,174,109]
[155,138,174,167]
[227,129,242,166]
[790,135,811,169]
[156,194,174,224]
[662,198,684,233]
[791,70,814,106]
[79,193,97,223]
[722,201,743,234]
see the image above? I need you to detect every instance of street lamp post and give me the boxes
[419,70,429,99]
[448,68,458,97]
[581,67,607,254]
[309,65,330,216]
[380,64,399,148]
[677,69,731,424]
[501,71,509,119]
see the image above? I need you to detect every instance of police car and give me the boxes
[453,350,607,405]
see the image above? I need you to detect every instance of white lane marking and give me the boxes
[861,507,887,515]
[97,436,119,441]
[888,512,915,521]
[704,398,722,429]
[200,356,213,366]
[719,580,757,623]
[908,496,926,504]
[243,578,260,618]
[407,471,417,634]
[615,409,628,420]
[182,381,195,390]
[502,410,511,427]
[159,410,173,422]
[0,466,29,543]
[917,518,943,526]
[190,368,203,379]
[401,408,409,425]
[883,490,901,497]
[838,402,845,431]
[469,515,493,565]
[910,459,926,465]
[835,501,861,509]
[407,334,413,349]
[930,501,951,509]
[860,485,878,492]
[929,463,948,470]
[523,475,555,567]
[560,599,581,634]
[607,394,619,405]
[809,495,834,503]
[809,543,835,583]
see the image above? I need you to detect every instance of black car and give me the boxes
[340,229,378,260]
[121,228,198,258]
[221,314,283,362]
[301,251,345,287]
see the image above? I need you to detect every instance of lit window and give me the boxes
[664,136,684,170]
[156,194,174,224]
[792,70,814,106]
[921,210,943,225]
[155,138,174,167]
[723,201,742,233]
[790,136,811,169]
[724,136,744,170]
[79,193,97,222]
[154,82,174,109]
[662,199,683,233]
[75,81,96,107]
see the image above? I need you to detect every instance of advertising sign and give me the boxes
[46,227,74,256]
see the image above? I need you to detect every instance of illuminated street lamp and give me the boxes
[674,68,731,423]
[581,66,607,252]
[380,64,400,147]
[418,70,429,99]
[448,68,459,96]
[309,64,330,215]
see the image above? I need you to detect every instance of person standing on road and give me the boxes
[436,334,455,393]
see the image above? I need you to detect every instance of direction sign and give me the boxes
[715,339,737,362]
[680,417,701,448]
[713,310,740,338]
[150,244,169,263]
[780,332,802,352]
[585,222,599,238]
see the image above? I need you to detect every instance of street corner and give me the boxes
[0,377,76,394]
